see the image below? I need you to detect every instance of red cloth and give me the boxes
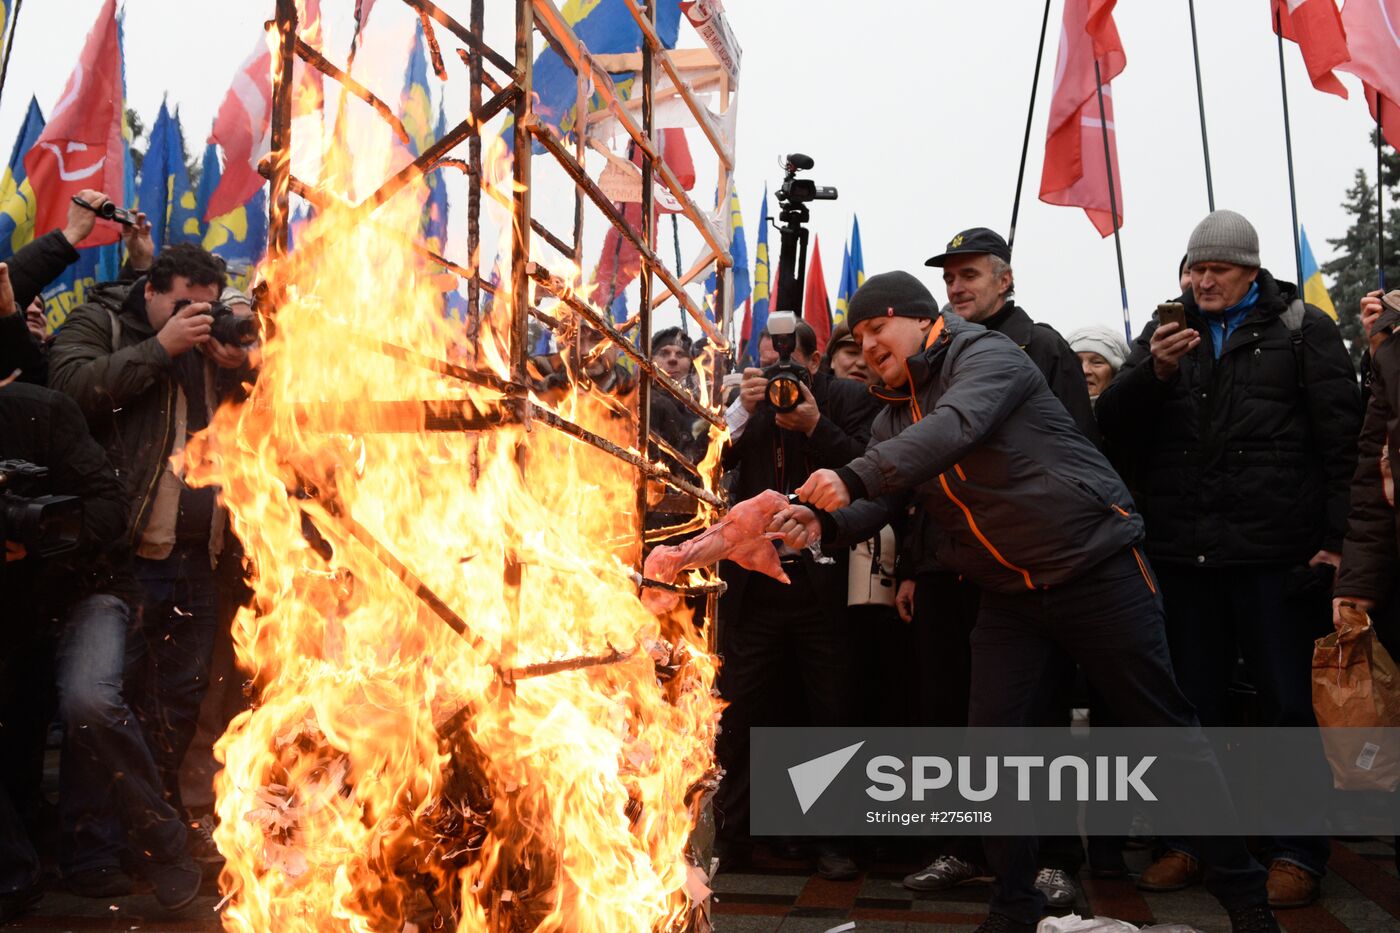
[1272,0,1350,98]
[24,0,125,247]
[803,235,831,352]
[1038,0,1125,238]
[1339,0,1400,149]
[205,0,321,221]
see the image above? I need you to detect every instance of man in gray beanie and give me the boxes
[765,270,1278,933]
[1097,210,1362,907]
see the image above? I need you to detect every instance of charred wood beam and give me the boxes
[290,401,512,434]
[402,0,516,79]
[292,37,410,145]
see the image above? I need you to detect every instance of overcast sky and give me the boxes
[0,1,1384,343]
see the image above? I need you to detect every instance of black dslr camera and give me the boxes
[172,298,259,347]
[0,460,82,558]
[763,311,809,413]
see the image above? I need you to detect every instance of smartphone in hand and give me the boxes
[1157,302,1187,332]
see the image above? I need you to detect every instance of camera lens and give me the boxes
[766,372,803,413]
[96,202,117,219]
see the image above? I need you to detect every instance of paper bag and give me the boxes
[1312,605,1400,791]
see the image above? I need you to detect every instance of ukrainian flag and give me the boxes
[833,215,865,329]
[703,186,749,323]
[199,143,267,292]
[136,103,201,253]
[1300,226,1337,321]
[745,187,771,366]
[0,98,46,259]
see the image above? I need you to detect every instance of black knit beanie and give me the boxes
[846,270,940,331]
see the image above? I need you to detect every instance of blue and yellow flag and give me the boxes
[400,22,434,161]
[1300,226,1337,321]
[703,186,749,324]
[423,102,470,321]
[744,186,771,366]
[136,103,201,253]
[199,142,267,292]
[0,98,46,259]
[833,215,865,329]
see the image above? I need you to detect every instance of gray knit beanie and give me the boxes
[1185,210,1260,268]
[1067,324,1131,372]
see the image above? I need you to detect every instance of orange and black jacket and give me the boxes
[820,312,1143,595]
[1338,301,1400,604]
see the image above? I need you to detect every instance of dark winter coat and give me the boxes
[0,230,82,384]
[824,312,1144,594]
[1095,269,1360,567]
[1337,300,1400,602]
[47,279,246,563]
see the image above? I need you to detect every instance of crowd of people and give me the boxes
[0,189,1397,933]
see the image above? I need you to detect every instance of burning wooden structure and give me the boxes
[187,2,744,930]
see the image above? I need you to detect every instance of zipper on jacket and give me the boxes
[938,470,1035,590]
[130,379,178,547]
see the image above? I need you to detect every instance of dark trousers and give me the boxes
[1154,563,1333,876]
[56,595,186,875]
[970,548,1267,925]
[131,545,221,815]
[715,564,853,846]
[0,625,53,895]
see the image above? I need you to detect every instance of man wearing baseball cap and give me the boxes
[926,227,1096,441]
[768,270,1277,933]
[1096,210,1361,906]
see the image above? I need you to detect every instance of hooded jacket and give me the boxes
[1095,269,1360,567]
[47,279,247,568]
[1337,299,1400,602]
[824,313,1144,594]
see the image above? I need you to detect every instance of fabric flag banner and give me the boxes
[702,185,750,322]
[0,99,47,257]
[400,22,435,163]
[803,235,831,352]
[507,0,682,154]
[25,0,125,248]
[834,242,851,329]
[136,103,201,253]
[1039,0,1125,237]
[1299,226,1337,320]
[1338,0,1400,151]
[199,143,267,293]
[1271,0,1350,98]
[834,215,866,329]
[745,186,771,365]
[0,2,9,55]
[424,104,470,321]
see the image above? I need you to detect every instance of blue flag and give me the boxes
[136,103,201,252]
[745,186,771,365]
[703,186,749,326]
[0,98,46,258]
[834,216,865,329]
[199,142,267,292]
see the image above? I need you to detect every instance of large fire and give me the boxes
[185,112,723,928]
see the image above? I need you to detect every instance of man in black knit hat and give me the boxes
[767,271,1278,933]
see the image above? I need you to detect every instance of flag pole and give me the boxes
[0,0,26,110]
[1274,6,1306,289]
[1093,59,1131,343]
[1379,111,1387,290]
[1008,0,1053,254]
[1187,0,1214,211]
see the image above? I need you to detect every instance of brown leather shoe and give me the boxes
[1136,850,1203,892]
[1267,860,1320,909]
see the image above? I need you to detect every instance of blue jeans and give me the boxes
[1155,563,1333,877]
[131,545,222,813]
[970,548,1267,925]
[55,594,187,875]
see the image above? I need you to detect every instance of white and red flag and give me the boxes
[1271,0,1350,98]
[204,0,321,221]
[1038,0,1126,238]
[1338,0,1400,150]
[23,0,125,247]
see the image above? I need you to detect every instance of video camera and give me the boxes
[70,195,138,227]
[770,153,837,345]
[0,460,82,559]
[172,298,259,347]
[763,311,809,413]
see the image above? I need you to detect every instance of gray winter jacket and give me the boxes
[823,312,1145,594]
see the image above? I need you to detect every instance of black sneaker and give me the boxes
[903,855,993,892]
[1228,904,1281,933]
[816,846,859,881]
[186,814,225,870]
[972,912,1037,933]
[133,854,201,913]
[66,865,134,897]
[1034,867,1080,908]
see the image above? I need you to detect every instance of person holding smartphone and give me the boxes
[1095,210,1362,908]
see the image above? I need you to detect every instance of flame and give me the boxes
[189,81,721,933]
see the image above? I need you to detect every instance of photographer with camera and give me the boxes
[0,189,152,384]
[48,243,256,871]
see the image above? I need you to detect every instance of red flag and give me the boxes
[24,0,125,247]
[205,0,321,221]
[803,236,831,353]
[1038,0,1125,238]
[1271,0,1350,98]
[1339,0,1400,149]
